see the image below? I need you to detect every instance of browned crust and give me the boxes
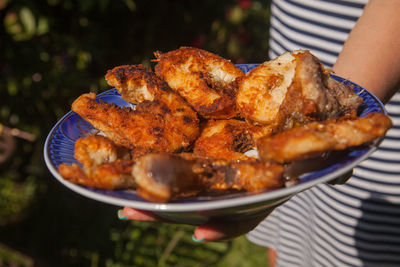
[154,46,244,119]
[257,112,392,163]
[194,119,272,161]
[71,93,199,153]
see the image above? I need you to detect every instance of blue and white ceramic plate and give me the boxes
[44,65,387,224]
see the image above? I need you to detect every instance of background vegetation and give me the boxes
[0,0,271,265]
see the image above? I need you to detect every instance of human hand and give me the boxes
[118,207,271,242]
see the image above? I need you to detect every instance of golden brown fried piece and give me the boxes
[104,64,200,147]
[58,135,136,190]
[194,119,272,161]
[154,46,244,119]
[278,50,362,129]
[257,112,392,163]
[106,64,161,104]
[237,51,297,125]
[74,135,127,172]
[237,50,362,128]
[71,93,198,153]
[59,160,136,190]
[132,153,284,202]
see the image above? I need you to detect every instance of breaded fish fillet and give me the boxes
[106,64,162,104]
[74,135,120,170]
[132,153,284,202]
[71,93,198,153]
[237,50,363,129]
[154,46,244,119]
[194,119,272,161]
[237,51,297,125]
[59,160,136,190]
[104,64,200,146]
[58,135,136,190]
[257,112,392,163]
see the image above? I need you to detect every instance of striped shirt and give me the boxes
[246,1,400,266]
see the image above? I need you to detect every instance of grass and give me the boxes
[0,221,269,267]
[107,221,269,267]
[214,236,269,267]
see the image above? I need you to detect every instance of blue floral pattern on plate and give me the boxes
[44,65,387,224]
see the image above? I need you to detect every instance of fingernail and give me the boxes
[192,234,206,243]
[117,209,128,220]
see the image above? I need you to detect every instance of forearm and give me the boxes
[333,0,400,103]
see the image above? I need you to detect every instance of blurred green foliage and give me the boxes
[0,0,271,265]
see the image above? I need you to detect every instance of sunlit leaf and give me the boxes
[4,12,21,35]
[229,6,245,24]
[40,52,50,62]
[0,106,10,119]
[76,50,92,70]
[7,79,18,95]
[22,75,32,88]
[20,7,36,36]
[123,0,136,11]
[227,37,240,57]
[37,16,49,35]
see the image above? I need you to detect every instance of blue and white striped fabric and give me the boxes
[246,1,400,266]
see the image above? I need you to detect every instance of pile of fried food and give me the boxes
[58,47,392,203]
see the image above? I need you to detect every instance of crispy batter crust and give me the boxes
[237,51,297,125]
[105,64,178,104]
[74,135,118,170]
[59,160,135,190]
[58,135,136,190]
[71,93,198,153]
[257,112,392,163]
[194,119,272,161]
[106,64,163,104]
[154,46,244,119]
[237,50,363,129]
[132,153,284,202]
[276,51,362,130]
[105,64,200,148]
